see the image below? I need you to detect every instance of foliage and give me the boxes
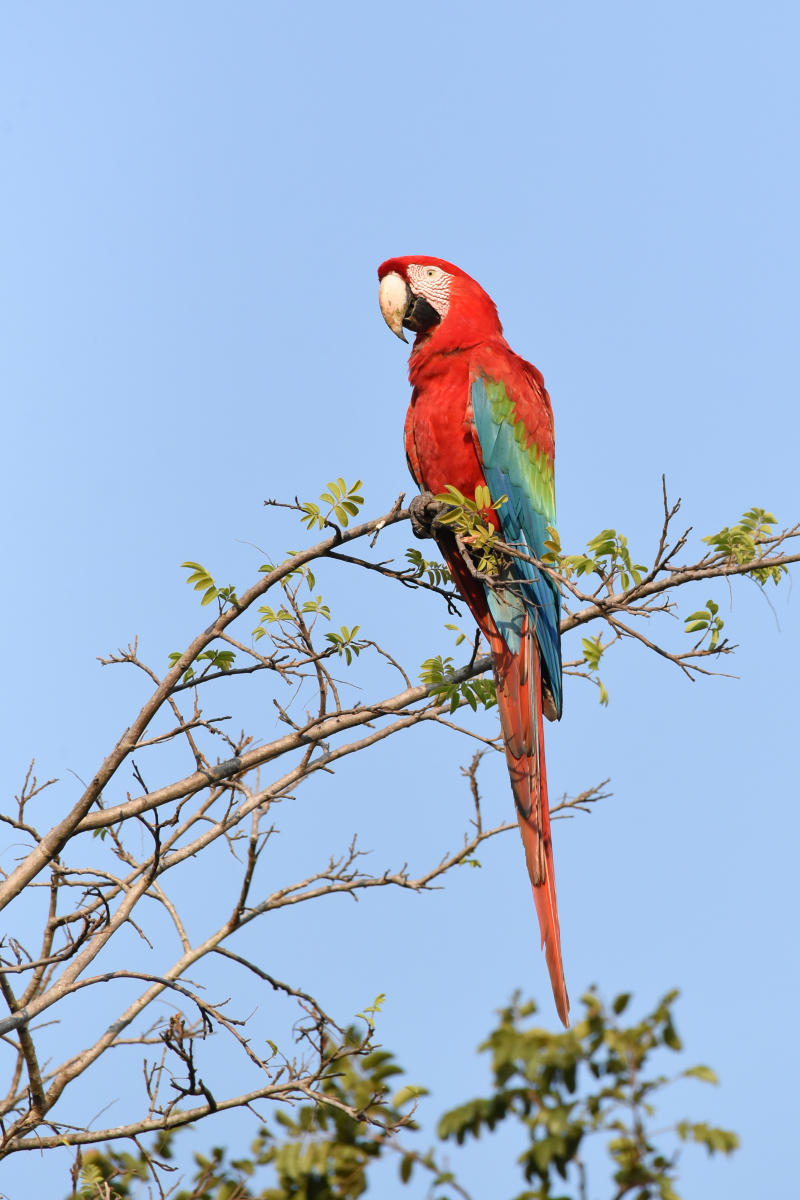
[433,485,508,576]
[72,1131,175,1199]
[252,559,330,641]
[255,598,331,629]
[580,634,610,706]
[70,1027,424,1200]
[405,547,453,588]
[325,625,364,665]
[419,654,497,714]
[168,648,237,684]
[702,507,787,585]
[182,562,240,610]
[71,991,738,1200]
[437,989,738,1200]
[543,528,646,593]
[300,479,365,531]
[445,622,469,647]
[683,599,724,651]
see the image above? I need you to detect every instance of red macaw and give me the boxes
[378,256,568,1025]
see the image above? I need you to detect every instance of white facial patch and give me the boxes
[406,263,453,320]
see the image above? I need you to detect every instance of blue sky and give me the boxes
[1,2,798,1196]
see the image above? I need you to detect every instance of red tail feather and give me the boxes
[487,613,570,1027]
[435,549,569,1025]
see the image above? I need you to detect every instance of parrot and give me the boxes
[377,256,569,1026]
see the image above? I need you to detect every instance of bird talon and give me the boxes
[408,491,438,540]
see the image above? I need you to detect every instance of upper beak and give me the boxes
[378,272,410,342]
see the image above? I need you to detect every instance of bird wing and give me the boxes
[470,374,563,717]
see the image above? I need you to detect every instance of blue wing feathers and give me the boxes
[472,379,563,717]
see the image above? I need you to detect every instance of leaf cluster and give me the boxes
[168,648,236,684]
[544,528,646,593]
[579,634,610,706]
[437,989,738,1200]
[419,655,497,714]
[72,989,739,1200]
[300,479,364,531]
[72,1130,175,1199]
[71,1029,423,1200]
[325,626,364,665]
[405,548,453,588]
[683,599,724,650]
[702,507,787,585]
[252,560,330,642]
[182,563,239,610]
[433,485,508,576]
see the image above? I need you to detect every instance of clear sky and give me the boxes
[1,2,798,1196]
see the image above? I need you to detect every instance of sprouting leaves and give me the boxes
[581,633,609,706]
[703,507,787,585]
[254,605,293,631]
[581,634,604,671]
[433,484,508,576]
[560,529,646,592]
[445,622,467,646]
[541,524,564,568]
[181,562,239,608]
[253,596,331,640]
[684,598,725,650]
[419,655,497,714]
[300,478,365,530]
[259,559,317,594]
[355,992,386,1026]
[300,596,332,620]
[405,547,452,587]
[168,647,236,684]
[259,556,318,599]
[325,626,363,665]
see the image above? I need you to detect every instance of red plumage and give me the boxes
[379,256,569,1025]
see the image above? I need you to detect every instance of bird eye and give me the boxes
[426,268,436,277]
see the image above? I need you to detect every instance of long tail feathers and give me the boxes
[488,613,570,1027]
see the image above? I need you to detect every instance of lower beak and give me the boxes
[378,272,410,342]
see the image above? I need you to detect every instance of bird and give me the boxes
[378,256,568,1025]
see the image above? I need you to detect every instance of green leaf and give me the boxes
[393,1085,428,1107]
[356,992,386,1023]
[663,1021,682,1051]
[581,634,605,672]
[683,1065,718,1085]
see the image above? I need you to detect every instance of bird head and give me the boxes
[377,256,502,349]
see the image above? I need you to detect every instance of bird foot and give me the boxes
[408,491,449,540]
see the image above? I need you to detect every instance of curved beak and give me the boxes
[379,271,443,343]
[378,272,410,342]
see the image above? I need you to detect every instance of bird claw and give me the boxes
[408,491,439,540]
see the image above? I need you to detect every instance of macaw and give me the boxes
[378,256,568,1025]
